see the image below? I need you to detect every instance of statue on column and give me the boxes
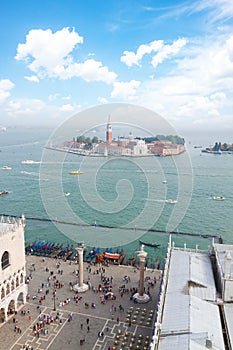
[133,244,150,303]
[73,242,89,293]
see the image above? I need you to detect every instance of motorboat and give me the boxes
[139,240,160,247]
[165,199,178,204]
[0,191,9,196]
[162,180,167,184]
[21,160,38,164]
[69,170,84,175]
[64,192,71,197]
[2,166,11,170]
[212,196,225,201]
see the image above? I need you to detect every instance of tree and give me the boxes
[223,143,228,151]
[92,136,99,143]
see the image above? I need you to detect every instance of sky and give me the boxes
[0,0,233,140]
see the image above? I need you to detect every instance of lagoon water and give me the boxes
[0,126,232,266]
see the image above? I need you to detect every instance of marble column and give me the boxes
[73,243,89,293]
[133,244,150,303]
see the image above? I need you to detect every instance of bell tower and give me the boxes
[106,115,112,144]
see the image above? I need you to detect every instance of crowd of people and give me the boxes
[15,255,160,349]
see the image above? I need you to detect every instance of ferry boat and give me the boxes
[0,191,9,196]
[69,170,84,175]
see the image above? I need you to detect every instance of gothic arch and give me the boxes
[7,299,15,316]
[1,251,10,270]
[0,308,5,323]
[20,273,24,284]
[11,279,15,291]
[16,276,19,287]
[1,286,5,300]
[17,292,24,307]
[6,283,10,295]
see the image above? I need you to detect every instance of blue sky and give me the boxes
[0,0,233,138]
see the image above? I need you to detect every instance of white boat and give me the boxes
[2,166,12,170]
[21,160,37,164]
[212,196,225,201]
[64,192,71,197]
[162,180,167,184]
[165,199,178,204]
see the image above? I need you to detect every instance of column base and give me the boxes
[73,283,89,293]
[133,292,150,303]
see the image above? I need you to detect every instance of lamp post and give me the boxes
[53,290,56,311]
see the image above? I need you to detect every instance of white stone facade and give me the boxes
[0,215,27,323]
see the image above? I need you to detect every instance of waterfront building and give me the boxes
[96,124,149,157]
[147,140,185,156]
[0,215,27,324]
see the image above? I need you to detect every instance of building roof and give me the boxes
[158,249,224,349]
[0,216,23,236]
[224,304,233,347]
[214,243,233,277]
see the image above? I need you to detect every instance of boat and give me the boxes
[0,191,9,196]
[162,180,167,184]
[69,170,84,175]
[212,196,225,201]
[139,240,160,247]
[21,160,38,164]
[2,166,12,170]
[64,192,71,197]
[165,199,178,204]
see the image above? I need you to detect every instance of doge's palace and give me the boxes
[0,215,27,323]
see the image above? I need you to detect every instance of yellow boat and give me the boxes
[69,170,84,175]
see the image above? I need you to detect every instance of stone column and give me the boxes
[139,251,146,296]
[73,243,89,293]
[133,244,150,303]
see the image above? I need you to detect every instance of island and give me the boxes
[49,121,185,157]
[201,142,233,154]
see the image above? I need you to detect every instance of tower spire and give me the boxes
[106,115,112,144]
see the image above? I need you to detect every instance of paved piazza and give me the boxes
[0,255,162,350]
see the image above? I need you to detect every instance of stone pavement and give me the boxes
[0,255,162,350]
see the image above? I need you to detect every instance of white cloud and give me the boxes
[25,75,40,83]
[15,27,117,84]
[126,33,233,132]
[111,80,141,99]
[97,97,108,104]
[121,38,187,68]
[0,97,79,126]
[0,79,14,104]
[151,38,187,68]
[63,59,117,83]
[59,104,74,112]
[6,98,45,115]
[48,93,60,101]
